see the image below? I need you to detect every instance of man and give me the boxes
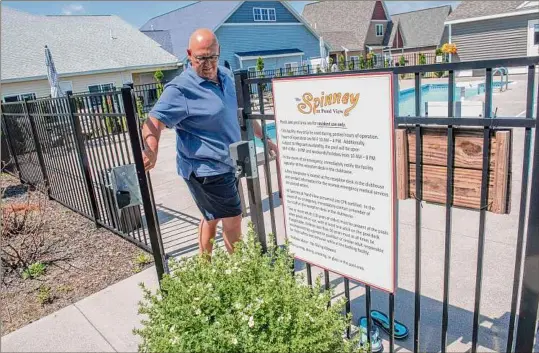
[141,28,277,256]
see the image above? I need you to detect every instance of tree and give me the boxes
[256,57,265,73]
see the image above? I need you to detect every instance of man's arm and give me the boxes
[142,84,189,171]
[251,120,278,157]
[142,116,166,171]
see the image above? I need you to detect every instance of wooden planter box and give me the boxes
[396,127,512,214]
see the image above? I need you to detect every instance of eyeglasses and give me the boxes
[193,55,219,64]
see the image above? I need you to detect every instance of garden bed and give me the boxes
[0,173,153,336]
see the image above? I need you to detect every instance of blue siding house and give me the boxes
[140,1,328,73]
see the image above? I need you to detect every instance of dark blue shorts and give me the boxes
[184,172,242,221]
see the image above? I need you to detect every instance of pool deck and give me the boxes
[148,73,538,352]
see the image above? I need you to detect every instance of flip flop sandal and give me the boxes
[358,317,383,353]
[370,310,409,340]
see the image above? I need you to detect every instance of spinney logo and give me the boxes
[296,91,360,117]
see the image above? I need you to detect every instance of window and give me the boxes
[3,95,19,103]
[285,62,298,74]
[375,24,384,37]
[88,83,115,93]
[253,7,276,22]
[20,93,36,101]
[59,81,73,94]
[535,24,539,45]
[350,56,359,63]
[2,93,36,102]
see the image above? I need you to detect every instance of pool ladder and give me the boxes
[493,67,509,92]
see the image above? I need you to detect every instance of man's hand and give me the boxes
[267,140,279,159]
[143,149,158,172]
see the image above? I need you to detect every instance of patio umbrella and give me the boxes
[319,36,328,72]
[45,45,63,98]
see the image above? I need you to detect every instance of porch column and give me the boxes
[448,24,452,62]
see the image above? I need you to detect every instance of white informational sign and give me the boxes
[272,73,396,293]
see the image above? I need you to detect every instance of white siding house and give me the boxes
[1,7,182,101]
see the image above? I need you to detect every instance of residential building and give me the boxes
[445,0,539,74]
[139,1,329,74]
[386,5,452,56]
[1,7,181,102]
[302,1,451,64]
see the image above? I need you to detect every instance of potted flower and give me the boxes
[441,43,457,62]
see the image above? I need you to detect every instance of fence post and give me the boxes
[66,93,100,227]
[121,87,167,282]
[1,114,23,180]
[234,70,268,252]
[515,88,539,353]
[24,99,51,198]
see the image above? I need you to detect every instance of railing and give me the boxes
[248,53,439,80]
[235,56,539,353]
[493,67,509,92]
[133,82,167,114]
[0,90,162,254]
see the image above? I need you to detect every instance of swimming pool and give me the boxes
[253,81,509,150]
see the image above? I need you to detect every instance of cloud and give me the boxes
[62,4,84,15]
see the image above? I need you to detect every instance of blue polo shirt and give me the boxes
[149,66,241,179]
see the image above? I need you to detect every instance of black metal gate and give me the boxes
[234,56,539,352]
[1,88,168,281]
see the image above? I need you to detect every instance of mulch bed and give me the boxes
[1,173,154,336]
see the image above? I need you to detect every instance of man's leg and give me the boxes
[198,218,220,257]
[221,214,242,254]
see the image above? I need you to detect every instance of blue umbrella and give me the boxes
[45,45,63,98]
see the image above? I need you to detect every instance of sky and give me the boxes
[3,1,460,28]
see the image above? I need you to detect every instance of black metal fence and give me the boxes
[235,56,539,353]
[133,82,167,114]
[1,89,166,268]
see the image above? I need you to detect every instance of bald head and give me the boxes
[188,28,218,50]
[187,28,220,81]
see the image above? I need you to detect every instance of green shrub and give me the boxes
[418,53,426,65]
[399,55,406,67]
[37,285,53,305]
[359,55,365,69]
[22,262,46,279]
[134,225,362,353]
[338,54,346,71]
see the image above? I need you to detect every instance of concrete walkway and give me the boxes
[0,267,159,352]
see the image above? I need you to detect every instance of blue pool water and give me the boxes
[254,82,509,150]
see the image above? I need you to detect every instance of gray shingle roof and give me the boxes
[446,1,536,22]
[141,30,174,54]
[139,1,242,61]
[390,5,451,48]
[1,7,180,82]
[302,1,377,51]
